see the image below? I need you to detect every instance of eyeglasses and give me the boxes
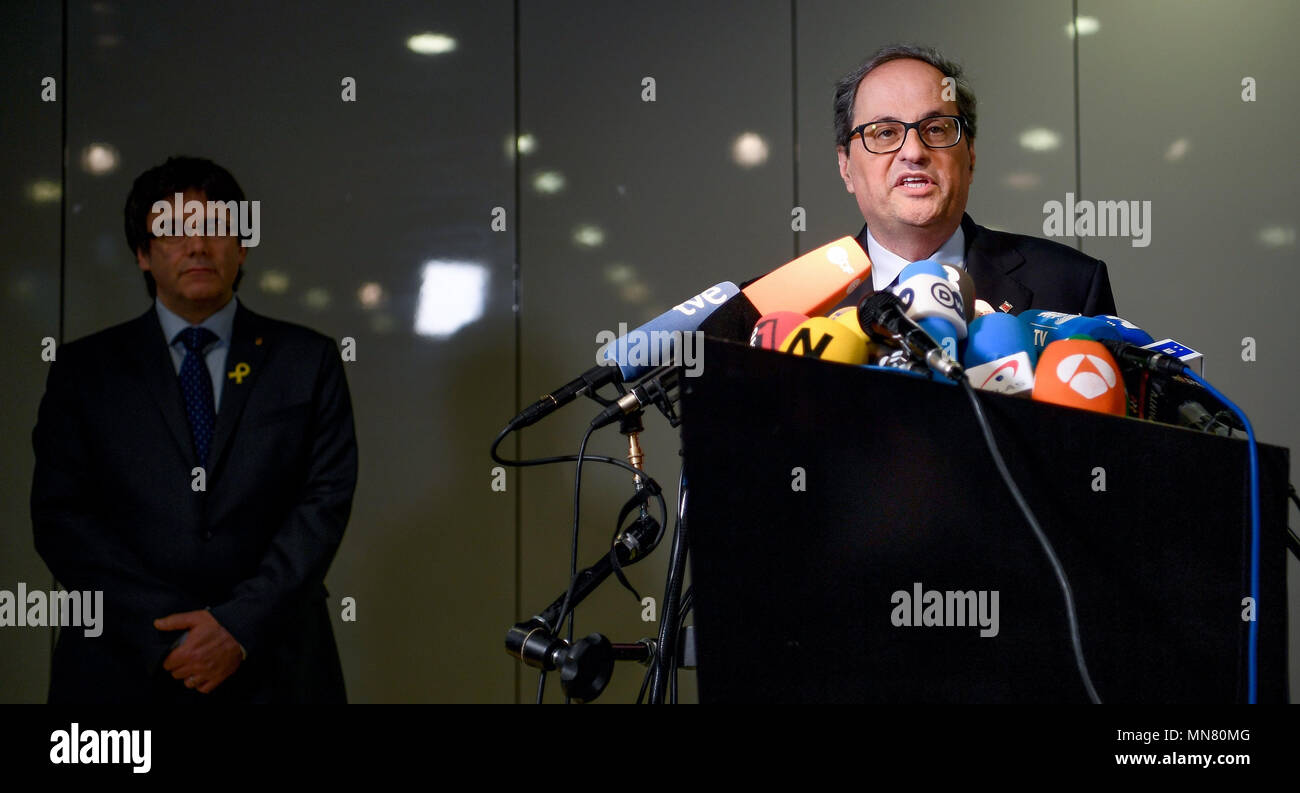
[846,115,964,154]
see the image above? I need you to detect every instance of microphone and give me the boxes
[590,366,681,430]
[1031,338,1126,415]
[749,311,809,350]
[941,264,976,322]
[509,282,738,430]
[972,299,996,318]
[742,237,873,317]
[1093,315,1155,346]
[963,313,1037,396]
[1099,339,1188,377]
[1019,310,1122,352]
[779,316,869,365]
[857,291,963,380]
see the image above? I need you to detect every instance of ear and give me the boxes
[968,141,976,173]
[136,246,151,273]
[836,146,856,194]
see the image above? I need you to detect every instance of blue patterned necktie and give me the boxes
[178,326,218,465]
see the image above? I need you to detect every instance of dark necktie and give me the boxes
[178,326,218,465]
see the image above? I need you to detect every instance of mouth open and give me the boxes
[895,175,935,194]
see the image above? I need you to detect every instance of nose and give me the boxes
[896,124,930,164]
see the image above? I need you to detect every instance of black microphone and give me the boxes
[591,366,680,430]
[857,291,963,380]
[510,366,620,431]
[1099,339,1188,377]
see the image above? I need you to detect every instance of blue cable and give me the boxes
[1184,369,1259,704]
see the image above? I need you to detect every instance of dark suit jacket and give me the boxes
[841,213,1118,317]
[31,301,357,703]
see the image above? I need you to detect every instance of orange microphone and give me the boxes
[741,238,872,318]
[1032,338,1126,415]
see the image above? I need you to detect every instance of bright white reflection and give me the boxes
[604,262,634,284]
[1018,128,1061,152]
[1164,138,1191,162]
[1003,171,1041,190]
[407,32,457,55]
[28,179,61,203]
[731,132,769,167]
[415,260,489,338]
[1257,226,1296,248]
[81,143,119,175]
[517,133,537,155]
[533,171,565,194]
[1066,17,1100,37]
[573,224,605,248]
[259,270,290,294]
[358,282,384,308]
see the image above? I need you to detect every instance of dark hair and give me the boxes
[124,156,247,298]
[833,44,977,152]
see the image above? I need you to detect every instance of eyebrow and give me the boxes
[863,109,950,124]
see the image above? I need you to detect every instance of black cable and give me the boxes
[960,377,1102,704]
[636,654,657,704]
[1287,485,1300,559]
[670,586,694,705]
[651,466,689,703]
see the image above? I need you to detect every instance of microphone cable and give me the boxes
[958,376,1103,704]
[1183,369,1261,704]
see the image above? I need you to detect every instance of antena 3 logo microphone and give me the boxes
[1055,353,1116,399]
[1032,339,1126,415]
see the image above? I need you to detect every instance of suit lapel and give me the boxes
[123,309,196,465]
[961,214,1034,314]
[208,303,270,473]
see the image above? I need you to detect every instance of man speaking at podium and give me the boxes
[833,44,1116,316]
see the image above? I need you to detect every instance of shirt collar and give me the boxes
[866,225,966,291]
[155,295,239,348]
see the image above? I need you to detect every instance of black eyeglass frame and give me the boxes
[844,115,967,155]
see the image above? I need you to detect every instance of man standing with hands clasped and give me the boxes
[32,156,357,702]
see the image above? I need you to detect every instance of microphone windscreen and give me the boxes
[750,311,810,350]
[892,273,967,338]
[779,316,869,365]
[601,282,740,378]
[967,352,1035,396]
[896,259,948,282]
[827,306,871,342]
[941,264,977,322]
[973,299,995,318]
[1019,310,1122,352]
[964,312,1038,368]
[1095,315,1155,346]
[742,238,872,317]
[1032,339,1126,415]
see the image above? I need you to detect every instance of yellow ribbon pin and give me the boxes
[227,362,250,384]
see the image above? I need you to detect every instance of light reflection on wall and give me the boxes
[415,260,488,338]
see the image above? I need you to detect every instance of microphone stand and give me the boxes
[504,406,665,703]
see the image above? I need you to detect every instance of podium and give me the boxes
[680,338,1289,703]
